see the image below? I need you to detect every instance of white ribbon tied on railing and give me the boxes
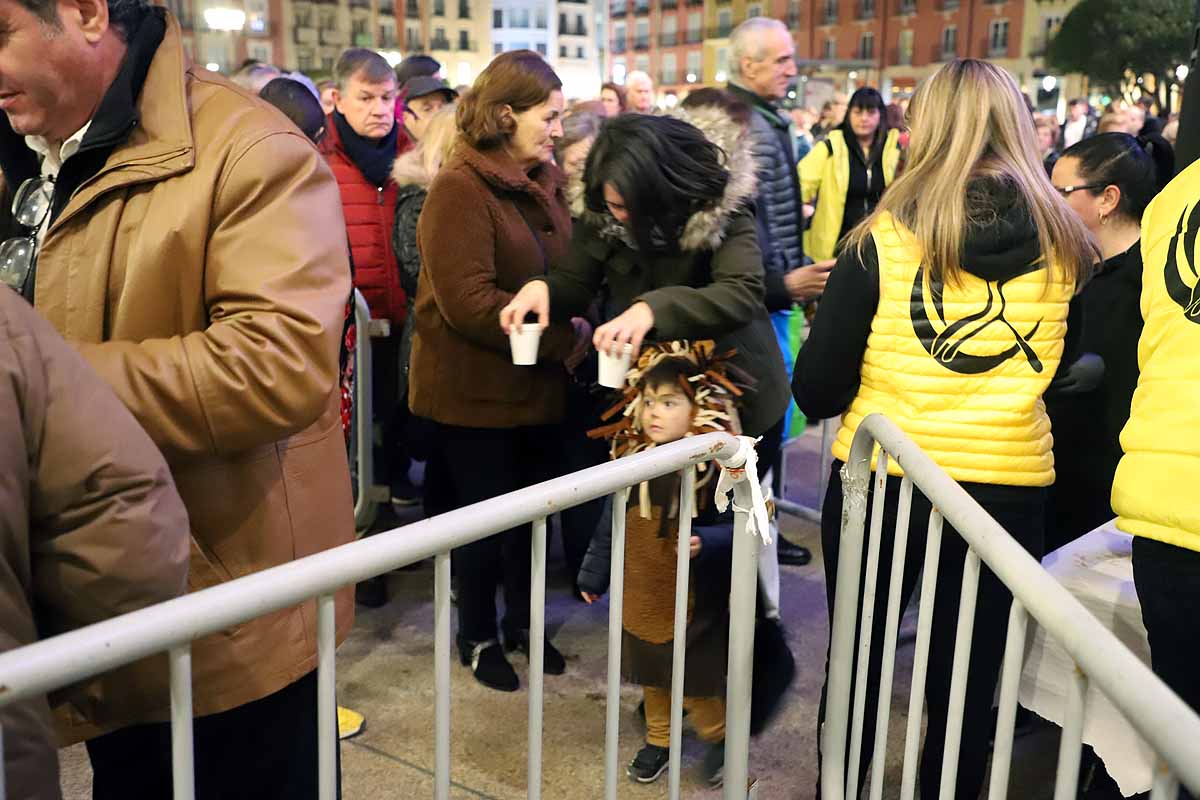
[714,435,773,545]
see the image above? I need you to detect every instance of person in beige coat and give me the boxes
[0,289,189,800]
[0,0,354,796]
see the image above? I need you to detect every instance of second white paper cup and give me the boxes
[598,343,634,388]
[509,323,542,365]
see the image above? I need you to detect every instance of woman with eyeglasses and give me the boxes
[1045,132,1175,549]
[794,59,1097,799]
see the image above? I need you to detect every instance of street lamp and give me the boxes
[1178,64,1190,82]
[1042,75,1057,93]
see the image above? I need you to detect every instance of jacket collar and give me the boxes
[727,81,789,129]
[0,10,194,234]
[456,140,565,205]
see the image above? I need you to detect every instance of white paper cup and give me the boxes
[598,343,634,388]
[509,322,542,365]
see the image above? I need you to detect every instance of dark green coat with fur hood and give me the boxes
[544,106,790,436]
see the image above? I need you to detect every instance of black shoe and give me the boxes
[390,476,422,508]
[355,575,388,608]
[503,624,566,675]
[457,635,519,692]
[777,537,813,567]
[700,740,724,787]
[626,744,669,784]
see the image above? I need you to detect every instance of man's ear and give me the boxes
[70,0,112,44]
[331,88,343,114]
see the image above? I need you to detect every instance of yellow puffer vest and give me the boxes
[800,128,902,262]
[1112,160,1200,551]
[831,214,1074,486]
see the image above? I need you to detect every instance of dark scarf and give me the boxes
[333,110,398,188]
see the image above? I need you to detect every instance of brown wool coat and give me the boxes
[409,142,576,428]
[21,16,355,740]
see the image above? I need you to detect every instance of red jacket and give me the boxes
[320,116,413,324]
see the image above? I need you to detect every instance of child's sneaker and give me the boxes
[700,740,724,787]
[626,744,669,783]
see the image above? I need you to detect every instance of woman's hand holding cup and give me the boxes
[500,280,551,334]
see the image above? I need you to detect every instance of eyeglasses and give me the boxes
[1053,182,1106,197]
[0,176,55,293]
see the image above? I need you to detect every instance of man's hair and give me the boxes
[395,55,441,86]
[729,17,788,78]
[1068,97,1088,108]
[260,78,327,143]
[625,70,653,89]
[17,0,149,38]
[334,48,396,91]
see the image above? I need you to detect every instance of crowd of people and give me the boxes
[0,0,1197,797]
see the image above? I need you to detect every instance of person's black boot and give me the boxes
[502,622,567,675]
[626,744,669,783]
[355,575,388,608]
[777,537,813,566]
[457,635,519,692]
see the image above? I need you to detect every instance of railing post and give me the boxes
[352,290,377,533]
[604,490,630,800]
[1052,664,1088,800]
[317,593,337,800]
[724,473,760,799]
[938,548,981,800]
[668,466,697,800]
[169,645,195,800]
[434,551,452,800]
[900,509,943,800]
[987,601,1028,800]
[527,517,548,800]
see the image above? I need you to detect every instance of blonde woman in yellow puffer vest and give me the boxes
[793,60,1097,800]
[1111,157,1200,727]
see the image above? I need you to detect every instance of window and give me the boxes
[859,31,873,59]
[576,14,586,35]
[434,25,446,42]
[537,41,547,54]
[635,55,650,73]
[859,0,875,17]
[536,6,547,28]
[746,2,761,17]
[823,36,836,59]
[635,17,649,47]
[661,14,676,45]
[559,12,567,30]
[458,29,469,48]
[493,7,502,26]
[577,45,585,57]
[715,46,728,78]
[248,42,272,62]
[823,0,837,24]
[941,25,956,57]
[687,11,702,41]
[988,19,1009,55]
[433,0,444,15]
[560,44,568,56]
[614,21,626,43]
[686,49,701,80]
[494,41,503,54]
[297,49,315,71]
[787,0,800,24]
[352,17,367,35]
[898,28,913,65]
[717,7,731,35]
[458,0,470,18]
[513,8,530,27]
[661,52,677,83]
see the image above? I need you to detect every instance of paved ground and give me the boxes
[56,429,1071,799]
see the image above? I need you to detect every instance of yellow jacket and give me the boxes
[800,128,902,262]
[831,213,1073,486]
[1112,159,1200,551]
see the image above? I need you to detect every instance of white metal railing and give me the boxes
[822,413,1200,800]
[0,431,769,800]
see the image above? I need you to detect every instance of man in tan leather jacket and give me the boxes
[0,0,354,795]
[0,289,189,800]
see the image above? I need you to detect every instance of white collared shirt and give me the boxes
[24,121,91,245]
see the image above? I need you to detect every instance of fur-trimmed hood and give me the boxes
[572,106,758,253]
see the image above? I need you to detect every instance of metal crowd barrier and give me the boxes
[351,289,376,533]
[822,413,1200,800]
[0,432,767,800]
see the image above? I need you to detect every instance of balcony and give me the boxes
[633,34,650,49]
[430,36,451,49]
[612,39,627,53]
[660,31,677,46]
[856,43,875,59]
[707,23,732,37]
[685,28,702,42]
[989,42,1008,57]
[660,71,677,85]
[611,2,626,16]
[661,0,678,7]
[634,0,649,13]
[856,1,876,19]
[406,36,424,51]
[895,0,915,12]
[890,46,912,65]
[379,2,394,14]
[379,32,399,47]
[686,0,704,6]
[458,36,476,50]
[406,0,419,14]
[294,26,318,44]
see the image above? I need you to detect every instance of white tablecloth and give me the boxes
[1018,522,1154,796]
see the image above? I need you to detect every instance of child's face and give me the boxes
[640,383,694,444]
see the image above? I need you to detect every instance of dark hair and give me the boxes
[260,78,327,144]
[640,357,699,395]
[1068,97,1088,108]
[600,82,627,112]
[1060,132,1176,222]
[836,86,889,149]
[396,55,441,86]
[18,0,149,38]
[584,114,729,254]
[679,87,752,128]
[457,51,562,149]
[334,48,396,90]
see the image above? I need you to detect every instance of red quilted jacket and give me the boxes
[320,116,413,324]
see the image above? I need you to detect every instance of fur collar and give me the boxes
[455,140,566,203]
[574,106,757,253]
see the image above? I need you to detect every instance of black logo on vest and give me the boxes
[1164,200,1200,324]
[910,262,1045,375]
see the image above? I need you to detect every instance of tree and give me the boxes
[1047,0,1193,108]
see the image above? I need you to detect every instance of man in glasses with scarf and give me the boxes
[0,0,354,797]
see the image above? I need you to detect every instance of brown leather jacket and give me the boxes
[0,290,189,799]
[21,15,355,738]
[409,142,576,428]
